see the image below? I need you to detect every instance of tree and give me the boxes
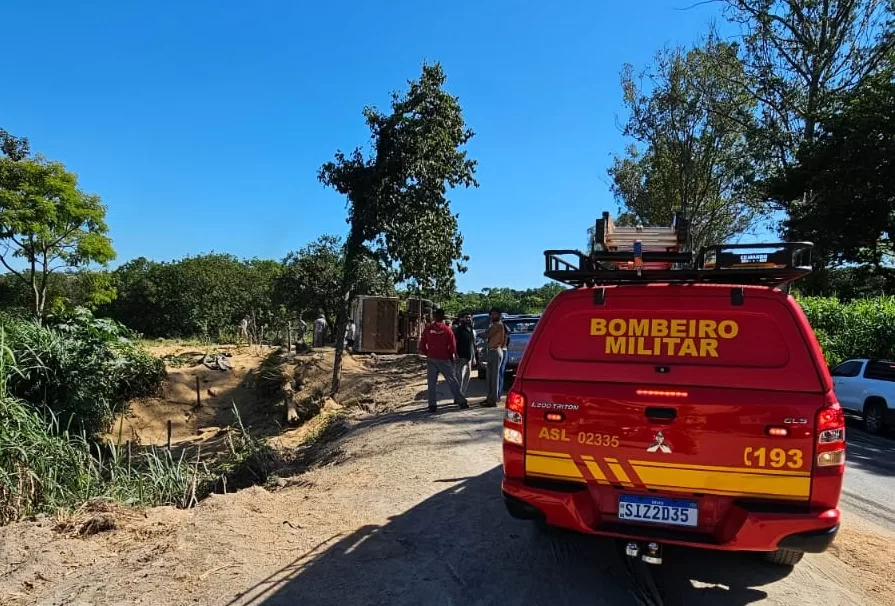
[768,69,895,268]
[441,284,567,317]
[609,35,761,250]
[102,253,283,339]
[274,235,395,337]
[318,62,478,393]
[0,128,30,161]
[0,157,115,318]
[721,0,894,174]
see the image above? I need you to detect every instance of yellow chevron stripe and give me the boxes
[580,456,609,484]
[604,459,634,487]
[629,463,810,499]
[525,453,584,480]
[628,459,809,477]
[525,450,809,499]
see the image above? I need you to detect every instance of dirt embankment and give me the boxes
[2,348,895,606]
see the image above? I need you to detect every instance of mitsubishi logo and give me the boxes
[647,431,672,454]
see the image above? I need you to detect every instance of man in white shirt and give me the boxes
[345,319,357,352]
[313,314,327,347]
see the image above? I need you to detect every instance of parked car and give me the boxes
[476,315,541,380]
[831,358,895,434]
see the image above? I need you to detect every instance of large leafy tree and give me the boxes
[274,235,395,336]
[768,69,895,268]
[319,62,478,392]
[609,35,761,251]
[103,253,283,338]
[721,0,894,174]
[0,155,115,318]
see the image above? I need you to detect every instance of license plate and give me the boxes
[618,495,698,527]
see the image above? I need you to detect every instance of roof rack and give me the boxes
[545,241,814,288]
[590,211,690,271]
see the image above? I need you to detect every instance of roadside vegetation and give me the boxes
[0,309,279,526]
[1,0,894,528]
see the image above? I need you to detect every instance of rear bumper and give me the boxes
[502,477,840,553]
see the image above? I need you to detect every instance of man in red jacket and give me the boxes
[419,308,469,412]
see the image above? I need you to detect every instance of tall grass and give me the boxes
[0,313,279,526]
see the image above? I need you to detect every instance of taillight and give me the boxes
[816,394,846,468]
[504,390,526,445]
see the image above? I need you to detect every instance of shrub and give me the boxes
[798,296,895,367]
[0,308,166,436]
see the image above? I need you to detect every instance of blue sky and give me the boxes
[1,0,748,292]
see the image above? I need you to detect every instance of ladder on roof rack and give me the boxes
[590,211,691,272]
[544,242,814,287]
[558,211,813,288]
[545,242,813,288]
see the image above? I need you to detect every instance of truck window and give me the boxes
[863,360,895,382]
[831,361,862,378]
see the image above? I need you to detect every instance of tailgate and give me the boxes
[523,380,817,504]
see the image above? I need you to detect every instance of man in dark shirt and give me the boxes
[453,312,476,396]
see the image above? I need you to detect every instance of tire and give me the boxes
[763,548,804,566]
[863,399,887,435]
[477,366,487,381]
[504,500,531,520]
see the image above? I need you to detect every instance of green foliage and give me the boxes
[0,326,285,525]
[1,308,166,436]
[721,0,893,171]
[101,253,283,339]
[795,266,895,300]
[770,70,895,267]
[0,156,115,317]
[318,62,478,300]
[274,235,395,333]
[800,296,895,366]
[0,270,117,314]
[441,284,567,316]
[609,33,762,250]
[0,127,29,161]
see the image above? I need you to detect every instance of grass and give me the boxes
[0,323,286,526]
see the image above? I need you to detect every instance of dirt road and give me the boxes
[3,373,895,605]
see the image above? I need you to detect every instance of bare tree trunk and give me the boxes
[330,236,363,395]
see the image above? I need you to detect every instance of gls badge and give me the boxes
[784,418,808,425]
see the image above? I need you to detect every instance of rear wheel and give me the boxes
[863,399,887,435]
[764,548,804,566]
[504,500,531,520]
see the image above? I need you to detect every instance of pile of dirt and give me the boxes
[110,346,424,456]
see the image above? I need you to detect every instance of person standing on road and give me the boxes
[419,308,468,412]
[453,312,476,396]
[498,321,511,397]
[345,319,357,352]
[313,313,327,348]
[480,308,508,407]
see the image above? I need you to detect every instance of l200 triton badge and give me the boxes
[647,431,672,453]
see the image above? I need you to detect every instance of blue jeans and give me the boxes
[497,347,509,396]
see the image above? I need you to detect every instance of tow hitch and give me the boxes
[625,541,663,565]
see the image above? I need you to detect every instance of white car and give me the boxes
[831,358,895,434]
